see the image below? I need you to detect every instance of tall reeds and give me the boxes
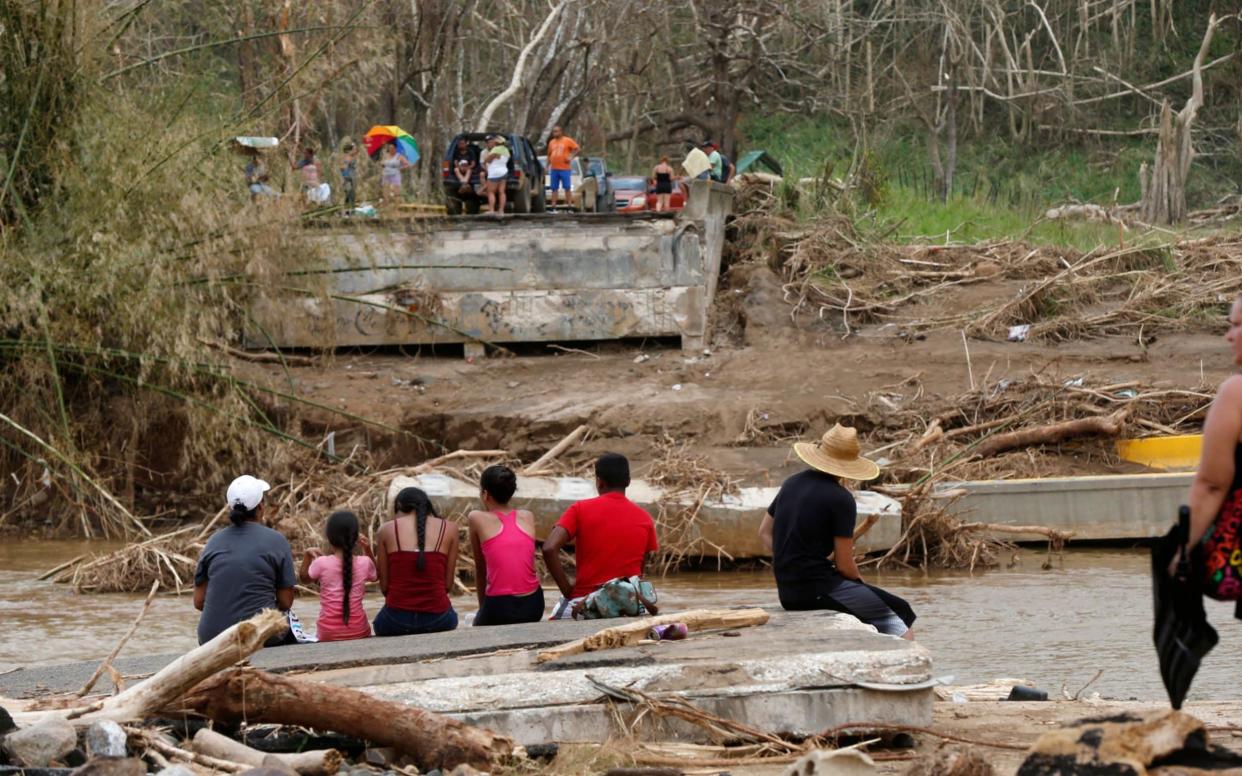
[0,1,342,537]
[0,0,83,226]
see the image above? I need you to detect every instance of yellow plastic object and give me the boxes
[1116,434,1202,471]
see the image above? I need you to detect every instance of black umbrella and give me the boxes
[1152,505,1218,709]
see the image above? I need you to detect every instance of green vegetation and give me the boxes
[740,112,1241,248]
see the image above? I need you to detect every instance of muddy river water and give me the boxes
[3,542,1241,701]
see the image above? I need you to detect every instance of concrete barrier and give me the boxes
[396,471,904,555]
[942,472,1192,540]
[247,182,733,354]
[349,610,933,745]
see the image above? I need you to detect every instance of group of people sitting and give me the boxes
[193,453,660,644]
[194,428,917,646]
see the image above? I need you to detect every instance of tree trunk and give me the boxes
[236,1,259,112]
[943,70,957,203]
[1139,14,1218,225]
[475,0,568,132]
[176,668,512,772]
[972,413,1126,459]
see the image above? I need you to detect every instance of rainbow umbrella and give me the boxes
[363,125,419,165]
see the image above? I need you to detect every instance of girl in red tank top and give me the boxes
[373,487,459,636]
[468,465,545,626]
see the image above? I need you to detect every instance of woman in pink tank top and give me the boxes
[467,465,544,626]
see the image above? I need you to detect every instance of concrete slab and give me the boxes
[249,191,731,353]
[2,611,931,747]
[348,610,932,745]
[942,472,1192,540]
[402,471,904,555]
[0,618,612,698]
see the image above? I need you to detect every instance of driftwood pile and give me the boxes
[868,374,1209,483]
[851,373,1210,570]
[7,611,512,773]
[730,176,1242,344]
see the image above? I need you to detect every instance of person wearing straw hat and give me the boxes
[759,424,917,639]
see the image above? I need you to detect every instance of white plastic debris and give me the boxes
[1007,324,1031,342]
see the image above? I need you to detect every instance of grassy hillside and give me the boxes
[740,113,1241,248]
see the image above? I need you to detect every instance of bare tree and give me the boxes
[1139,14,1219,224]
[476,0,571,131]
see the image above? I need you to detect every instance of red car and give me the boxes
[614,175,685,213]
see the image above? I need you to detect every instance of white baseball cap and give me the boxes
[226,475,270,510]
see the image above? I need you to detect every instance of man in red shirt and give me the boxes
[542,453,659,616]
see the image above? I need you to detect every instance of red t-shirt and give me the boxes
[557,492,658,599]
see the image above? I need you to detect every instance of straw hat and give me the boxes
[793,424,880,481]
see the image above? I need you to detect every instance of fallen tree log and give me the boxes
[971,413,1125,458]
[536,608,769,664]
[953,522,1074,549]
[192,729,341,776]
[20,610,287,724]
[175,668,510,772]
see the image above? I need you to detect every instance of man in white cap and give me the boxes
[193,475,298,645]
[758,424,916,639]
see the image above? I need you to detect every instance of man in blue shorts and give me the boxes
[546,126,580,210]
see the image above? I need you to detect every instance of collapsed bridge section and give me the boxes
[248,182,733,354]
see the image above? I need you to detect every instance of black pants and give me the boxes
[779,577,916,636]
[474,588,545,626]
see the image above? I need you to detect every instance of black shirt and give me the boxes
[452,144,480,167]
[767,469,856,589]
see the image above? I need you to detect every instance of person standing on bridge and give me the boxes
[680,142,712,203]
[339,141,359,208]
[650,156,675,212]
[482,135,511,217]
[759,424,916,639]
[295,147,330,204]
[379,142,409,204]
[545,125,580,210]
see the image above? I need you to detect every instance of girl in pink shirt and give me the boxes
[300,511,377,641]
